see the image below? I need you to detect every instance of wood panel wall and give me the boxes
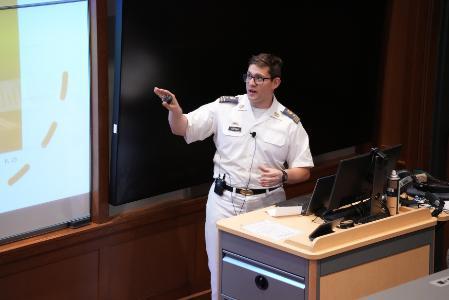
[0,198,209,300]
[0,0,444,299]
[378,0,441,170]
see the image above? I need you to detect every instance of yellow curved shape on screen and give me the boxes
[8,163,29,186]
[60,71,68,100]
[41,121,57,148]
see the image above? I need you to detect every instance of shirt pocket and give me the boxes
[262,129,286,147]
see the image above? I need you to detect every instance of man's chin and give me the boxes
[247,93,257,101]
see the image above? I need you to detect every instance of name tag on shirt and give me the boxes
[228,126,242,132]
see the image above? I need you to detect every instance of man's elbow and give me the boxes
[169,122,187,136]
[170,127,185,136]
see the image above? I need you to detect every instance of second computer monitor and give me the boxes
[324,152,372,211]
[325,144,402,212]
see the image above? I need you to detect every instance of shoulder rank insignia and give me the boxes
[282,108,300,124]
[219,96,239,104]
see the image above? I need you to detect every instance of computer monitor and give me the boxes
[325,152,373,211]
[369,144,402,214]
[324,144,402,215]
[304,174,336,216]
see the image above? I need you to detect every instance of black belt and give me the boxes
[223,183,281,196]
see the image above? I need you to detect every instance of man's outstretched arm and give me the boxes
[154,87,187,136]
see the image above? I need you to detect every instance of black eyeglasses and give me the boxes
[242,73,272,85]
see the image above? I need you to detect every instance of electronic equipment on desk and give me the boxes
[322,200,390,225]
[321,199,369,221]
[275,174,336,217]
[399,194,426,207]
[309,218,343,241]
[321,199,390,225]
[400,193,446,217]
[319,144,402,224]
[397,169,449,217]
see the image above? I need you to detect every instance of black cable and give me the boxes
[244,134,257,191]
[312,215,321,223]
[231,134,257,215]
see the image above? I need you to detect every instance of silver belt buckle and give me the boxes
[239,188,254,196]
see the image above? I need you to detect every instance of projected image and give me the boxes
[0,1,90,215]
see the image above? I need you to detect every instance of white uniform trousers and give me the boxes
[205,183,286,300]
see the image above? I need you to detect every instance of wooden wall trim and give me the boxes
[90,0,110,223]
[0,196,205,262]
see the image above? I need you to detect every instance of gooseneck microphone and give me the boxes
[250,132,256,138]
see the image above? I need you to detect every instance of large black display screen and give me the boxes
[110,0,388,205]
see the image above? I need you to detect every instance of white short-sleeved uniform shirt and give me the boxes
[184,94,314,189]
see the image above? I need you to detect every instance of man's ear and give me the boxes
[272,77,281,89]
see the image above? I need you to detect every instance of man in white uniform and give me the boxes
[154,53,314,299]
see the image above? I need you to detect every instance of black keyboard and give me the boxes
[356,212,389,224]
[321,204,362,221]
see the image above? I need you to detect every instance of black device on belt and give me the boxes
[222,183,280,196]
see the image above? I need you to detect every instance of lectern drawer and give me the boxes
[221,251,305,300]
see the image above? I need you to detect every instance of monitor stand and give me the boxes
[369,148,388,216]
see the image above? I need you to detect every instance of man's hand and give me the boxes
[259,165,283,187]
[153,87,187,136]
[154,87,183,115]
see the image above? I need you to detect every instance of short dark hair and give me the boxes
[248,53,283,78]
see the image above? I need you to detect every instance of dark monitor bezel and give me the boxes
[325,144,403,212]
[304,174,336,216]
[325,152,373,211]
